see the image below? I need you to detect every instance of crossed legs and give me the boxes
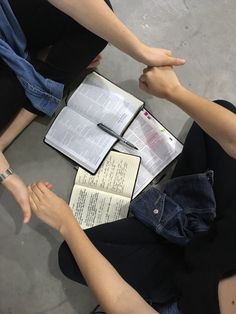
[58,100,236,305]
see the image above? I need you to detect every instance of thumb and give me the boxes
[139,79,148,92]
[139,75,148,91]
[22,202,32,224]
[165,56,186,66]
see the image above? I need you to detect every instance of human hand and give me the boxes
[2,173,32,223]
[2,174,53,224]
[28,182,74,233]
[136,45,186,67]
[87,54,102,69]
[139,66,182,99]
[0,151,44,223]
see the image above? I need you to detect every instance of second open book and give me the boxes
[70,151,140,229]
[45,71,183,201]
[45,72,143,174]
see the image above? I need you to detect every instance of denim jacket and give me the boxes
[130,171,216,246]
[0,0,64,116]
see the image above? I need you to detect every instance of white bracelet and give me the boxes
[0,167,13,183]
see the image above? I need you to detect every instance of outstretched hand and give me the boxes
[139,66,182,99]
[28,182,74,232]
[137,45,186,67]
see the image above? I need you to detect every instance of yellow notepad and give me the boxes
[69,151,141,229]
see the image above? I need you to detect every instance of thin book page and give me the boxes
[67,72,144,134]
[69,151,140,229]
[114,109,183,197]
[45,107,116,173]
[74,151,141,198]
[45,72,143,173]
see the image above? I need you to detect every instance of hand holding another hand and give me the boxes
[28,182,75,233]
[2,173,53,224]
[139,66,182,99]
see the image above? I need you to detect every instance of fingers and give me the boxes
[28,185,40,205]
[139,74,148,91]
[139,69,153,88]
[28,181,56,213]
[162,49,186,66]
[29,193,38,212]
[31,183,45,201]
[28,183,45,207]
[22,203,32,224]
[35,181,54,195]
[139,80,148,92]
[28,185,44,221]
[142,65,172,75]
[139,73,146,82]
[142,67,150,74]
[165,57,186,66]
[45,181,53,190]
[29,181,53,198]
[28,181,54,201]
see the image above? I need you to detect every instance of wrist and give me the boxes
[0,143,4,152]
[59,214,80,238]
[130,41,148,63]
[0,167,14,185]
[165,84,186,102]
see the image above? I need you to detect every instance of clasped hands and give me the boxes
[5,174,73,232]
[138,48,185,100]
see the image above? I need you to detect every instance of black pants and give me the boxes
[58,101,236,304]
[0,0,112,131]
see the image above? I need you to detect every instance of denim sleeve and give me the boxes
[23,98,45,116]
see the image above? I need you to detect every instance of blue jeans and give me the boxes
[130,171,216,246]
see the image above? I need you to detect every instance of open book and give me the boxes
[69,151,140,229]
[45,72,143,173]
[114,109,183,197]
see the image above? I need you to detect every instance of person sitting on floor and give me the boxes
[0,0,185,223]
[29,66,236,314]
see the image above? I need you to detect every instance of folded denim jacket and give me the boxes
[130,171,216,246]
[0,0,64,116]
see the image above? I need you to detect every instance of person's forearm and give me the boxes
[60,219,158,314]
[168,87,236,158]
[0,108,36,151]
[48,0,144,61]
[0,152,10,173]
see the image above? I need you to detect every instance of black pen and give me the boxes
[97,123,138,150]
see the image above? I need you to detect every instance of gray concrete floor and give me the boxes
[1,0,236,313]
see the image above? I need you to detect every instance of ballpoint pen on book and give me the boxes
[97,123,138,150]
